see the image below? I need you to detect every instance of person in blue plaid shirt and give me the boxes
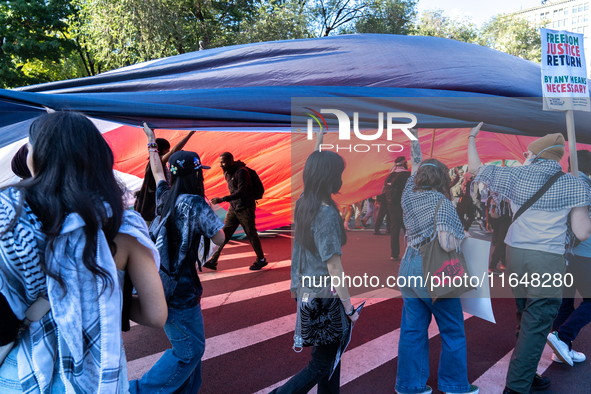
[468,123,591,394]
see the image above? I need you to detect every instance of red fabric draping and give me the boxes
[103,127,591,231]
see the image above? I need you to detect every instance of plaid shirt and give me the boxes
[402,175,465,249]
[475,160,590,211]
[0,188,158,394]
[475,161,591,251]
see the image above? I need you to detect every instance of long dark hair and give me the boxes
[413,158,452,200]
[295,151,347,253]
[6,111,125,293]
[160,163,211,266]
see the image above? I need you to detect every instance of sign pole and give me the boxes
[566,109,579,176]
[429,128,436,158]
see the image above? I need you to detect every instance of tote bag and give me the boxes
[420,198,475,302]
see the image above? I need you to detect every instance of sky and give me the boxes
[417,0,547,27]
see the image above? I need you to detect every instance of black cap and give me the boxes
[168,151,211,176]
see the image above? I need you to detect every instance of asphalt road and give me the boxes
[123,225,591,393]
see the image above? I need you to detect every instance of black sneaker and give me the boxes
[503,387,532,394]
[203,260,217,271]
[531,373,550,391]
[249,258,268,271]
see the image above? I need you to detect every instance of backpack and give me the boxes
[246,166,265,200]
[383,171,410,204]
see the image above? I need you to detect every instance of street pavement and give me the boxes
[123,226,591,393]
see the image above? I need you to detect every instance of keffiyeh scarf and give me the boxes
[402,175,465,249]
[474,160,590,211]
[0,188,159,394]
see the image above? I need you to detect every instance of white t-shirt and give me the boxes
[505,201,572,255]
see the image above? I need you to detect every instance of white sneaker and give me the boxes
[447,384,479,394]
[551,349,586,363]
[547,332,574,366]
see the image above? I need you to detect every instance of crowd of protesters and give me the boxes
[1,112,591,394]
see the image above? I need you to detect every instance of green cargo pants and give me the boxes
[505,245,565,394]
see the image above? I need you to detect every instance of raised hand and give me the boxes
[469,122,484,138]
[143,122,155,142]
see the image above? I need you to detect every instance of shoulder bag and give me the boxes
[420,198,475,302]
[293,248,349,352]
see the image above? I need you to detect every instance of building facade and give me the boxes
[511,0,590,74]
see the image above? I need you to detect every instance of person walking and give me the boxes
[547,150,591,366]
[469,124,591,394]
[487,193,512,274]
[205,152,268,271]
[134,131,196,223]
[383,156,411,260]
[273,150,359,394]
[130,123,225,394]
[0,112,167,394]
[396,158,479,394]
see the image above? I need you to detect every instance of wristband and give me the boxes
[147,142,158,148]
[468,135,476,139]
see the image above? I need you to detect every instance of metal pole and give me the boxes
[566,109,579,177]
[429,129,436,158]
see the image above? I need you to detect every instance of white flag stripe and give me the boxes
[255,313,473,394]
[127,288,401,380]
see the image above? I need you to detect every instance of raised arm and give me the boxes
[161,130,197,164]
[410,128,421,175]
[143,123,166,185]
[468,122,484,174]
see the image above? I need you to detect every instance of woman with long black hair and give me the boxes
[0,111,167,393]
[131,124,225,393]
[273,150,358,394]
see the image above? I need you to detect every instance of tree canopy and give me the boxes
[0,0,547,88]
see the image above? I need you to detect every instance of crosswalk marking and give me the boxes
[256,313,473,394]
[200,259,291,282]
[132,259,291,330]
[473,345,554,393]
[201,280,291,310]
[217,251,262,261]
[127,288,400,380]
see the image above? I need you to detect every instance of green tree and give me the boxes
[237,0,311,44]
[479,14,546,62]
[0,0,78,88]
[309,0,371,37]
[355,0,417,35]
[414,9,478,43]
[76,0,257,72]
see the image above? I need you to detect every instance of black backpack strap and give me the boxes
[512,171,565,223]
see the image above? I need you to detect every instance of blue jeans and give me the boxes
[270,342,340,394]
[0,343,66,393]
[396,248,470,394]
[552,253,591,347]
[130,304,205,394]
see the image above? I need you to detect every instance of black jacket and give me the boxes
[223,161,255,211]
[383,170,411,205]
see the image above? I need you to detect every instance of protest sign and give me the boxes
[541,28,590,112]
